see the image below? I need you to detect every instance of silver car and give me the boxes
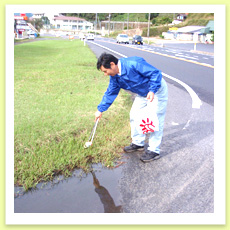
[116,34,129,44]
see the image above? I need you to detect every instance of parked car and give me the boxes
[87,34,95,40]
[132,35,143,45]
[27,30,37,39]
[116,34,129,44]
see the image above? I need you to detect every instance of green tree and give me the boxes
[158,16,171,25]
[211,32,214,42]
[41,16,50,26]
[28,18,44,31]
[145,13,159,20]
[152,18,157,25]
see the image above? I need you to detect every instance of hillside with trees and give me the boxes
[61,13,213,25]
[58,13,214,38]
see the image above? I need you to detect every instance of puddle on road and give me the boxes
[14,164,124,213]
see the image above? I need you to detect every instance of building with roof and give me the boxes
[200,20,214,43]
[31,12,62,29]
[51,16,93,31]
[162,23,214,43]
[175,26,205,41]
[171,13,188,25]
[14,13,31,39]
[176,26,205,33]
[200,20,214,34]
[163,25,205,41]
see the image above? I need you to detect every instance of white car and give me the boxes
[27,30,37,39]
[87,34,95,40]
[116,34,129,44]
[27,30,34,35]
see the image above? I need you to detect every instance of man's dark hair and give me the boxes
[97,52,118,70]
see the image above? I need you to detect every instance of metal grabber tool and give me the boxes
[84,118,99,148]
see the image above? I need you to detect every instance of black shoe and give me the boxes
[124,143,144,153]
[140,150,160,162]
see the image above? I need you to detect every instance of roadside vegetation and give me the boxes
[142,13,214,37]
[14,40,132,190]
[182,13,214,26]
[105,13,214,39]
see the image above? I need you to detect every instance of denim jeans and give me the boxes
[130,78,168,154]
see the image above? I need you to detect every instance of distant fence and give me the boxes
[101,21,150,31]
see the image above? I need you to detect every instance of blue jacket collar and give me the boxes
[118,58,126,76]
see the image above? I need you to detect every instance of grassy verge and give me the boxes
[14,39,132,190]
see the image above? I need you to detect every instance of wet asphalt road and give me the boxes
[14,37,214,218]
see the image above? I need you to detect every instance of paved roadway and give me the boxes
[86,38,214,213]
[14,36,214,217]
[88,38,214,105]
[98,36,214,54]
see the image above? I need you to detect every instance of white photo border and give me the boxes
[6,4,226,225]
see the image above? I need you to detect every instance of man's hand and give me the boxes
[147,92,154,102]
[95,110,102,122]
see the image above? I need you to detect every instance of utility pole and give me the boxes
[95,13,97,35]
[108,13,111,36]
[147,13,150,45]
[97,16,101,34]
[127,13,129,35]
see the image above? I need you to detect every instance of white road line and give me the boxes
[162,73,202,109]
[88,41,202,109]
[89,41,128,58]
[165,49,178,54]
[200,63,212,67]
[142,48,152,50]
[175,54,199,60]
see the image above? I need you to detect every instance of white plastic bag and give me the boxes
[137,97,159,134]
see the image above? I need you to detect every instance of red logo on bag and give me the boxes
[140,118,155,134]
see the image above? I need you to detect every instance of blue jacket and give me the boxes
[97,56,162,112]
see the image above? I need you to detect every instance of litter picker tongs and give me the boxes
[84,118,99,148]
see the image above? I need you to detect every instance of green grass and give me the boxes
[112,13,148,22]
[14,39,132,190]
[177,13,214,27]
